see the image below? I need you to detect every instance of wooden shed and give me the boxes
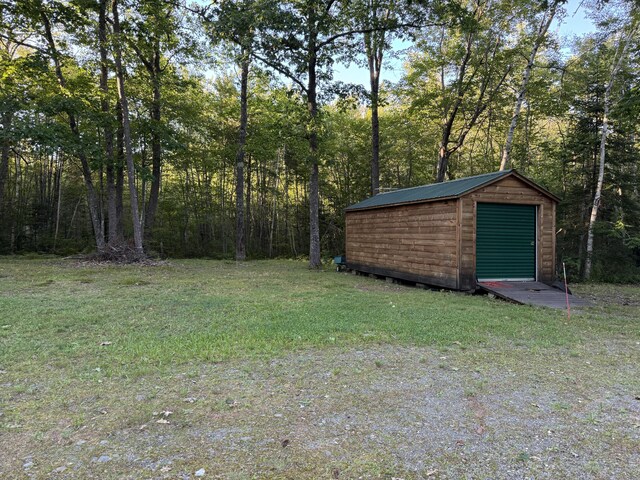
[345,170,560,291]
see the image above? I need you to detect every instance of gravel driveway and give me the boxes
[3,341,639,479]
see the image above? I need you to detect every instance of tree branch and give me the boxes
[316,21,440,51]
[127,38,154,73]
[0,33,47,55]
[250,51,308,93]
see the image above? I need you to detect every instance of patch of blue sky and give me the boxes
[333,0,596,88]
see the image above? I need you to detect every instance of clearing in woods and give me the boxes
[0,258,638,478]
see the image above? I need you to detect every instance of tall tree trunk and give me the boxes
[365,1,391,196]
[523,101,531,171]
[436,136,452,183]
[370,91,380,195]
[235,49,249,261]
[41,10,105,253]
[0,111,12,209]
[500,1,558,171]
[583,27,634,279]
[365,27,384,196]
[129,27,163,242]
[144,44,162,241]
[307,48,321,267]
[106,164,119,242]
[11,155,21,252]
[269,149,281,258]
[245,152,252,251]
[99,0,119,246]
[140,143,147,227]
[112,0,144,256]
[53,157,63,252]
[115,103,125,240]
[435,31,473,183]
[307,7,321,268]
[583,102,609,279]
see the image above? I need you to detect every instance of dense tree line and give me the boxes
[0,0,639,281]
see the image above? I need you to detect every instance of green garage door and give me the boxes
[476,203,536,281]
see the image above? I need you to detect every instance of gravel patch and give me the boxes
[1,343,639,479]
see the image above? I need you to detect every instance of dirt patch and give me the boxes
[573,284,640,307]
[55,257,170,268]
[588,292,640,307]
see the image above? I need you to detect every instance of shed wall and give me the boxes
[345,200,459,289]
[459,176,555,289]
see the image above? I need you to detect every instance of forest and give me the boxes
[0,0,639,282]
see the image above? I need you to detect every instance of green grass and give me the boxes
[1,258,638,380]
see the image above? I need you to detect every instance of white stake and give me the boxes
[563,262,571,321]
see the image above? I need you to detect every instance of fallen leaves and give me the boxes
[153,410,173,424]
[153,410,173,417]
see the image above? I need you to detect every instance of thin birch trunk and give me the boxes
[500,1,559,171]
[584,27,636,279]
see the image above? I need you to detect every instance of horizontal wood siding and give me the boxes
[346,200,459,289]
[346,174,557,291]
[459,176,556,289]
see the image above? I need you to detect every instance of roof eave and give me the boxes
[345,194,461,212]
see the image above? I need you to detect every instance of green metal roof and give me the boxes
[346,170,515,211]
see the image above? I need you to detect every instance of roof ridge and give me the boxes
[378,169,511,195]
[346,170,519,211]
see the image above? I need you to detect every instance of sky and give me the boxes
[333,0,598,88]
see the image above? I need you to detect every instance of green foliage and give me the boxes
[555,28,640,281]
[0,0,639,281]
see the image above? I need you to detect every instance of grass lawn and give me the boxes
[1,258,639,479]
